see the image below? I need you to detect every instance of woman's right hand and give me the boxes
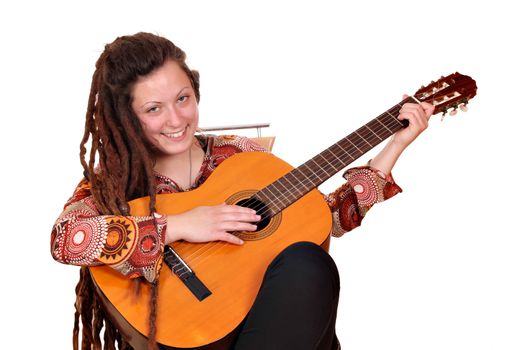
[165,203,261,245]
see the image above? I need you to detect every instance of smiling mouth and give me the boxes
[162,125,188,139]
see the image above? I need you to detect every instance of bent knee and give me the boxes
[271,241,340,294]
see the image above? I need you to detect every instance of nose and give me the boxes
[165,105,182,126]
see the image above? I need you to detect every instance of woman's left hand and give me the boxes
[391,96,435,149]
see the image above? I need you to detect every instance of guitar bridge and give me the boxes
[163,245,212,301]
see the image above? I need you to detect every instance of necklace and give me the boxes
[188,143,193,190]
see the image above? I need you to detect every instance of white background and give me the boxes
[1,1,524,349]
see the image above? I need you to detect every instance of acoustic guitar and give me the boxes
[90,72,477,348]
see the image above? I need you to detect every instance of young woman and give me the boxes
[51,32,433,350]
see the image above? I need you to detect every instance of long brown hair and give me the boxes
[74,32,200,349]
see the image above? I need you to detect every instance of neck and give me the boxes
[154,147,191,174]
[155,135,196,168]
[153,138,203,190]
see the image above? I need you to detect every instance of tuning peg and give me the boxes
[459,104,468,112]
[449,109,458,116]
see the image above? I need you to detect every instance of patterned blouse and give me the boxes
[51,135,402,282]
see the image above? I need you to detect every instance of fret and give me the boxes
[281,172,306,195]
[288,168,316,189]
[301,162,324,182]
[385,110,404,126]
[274,178,298,206]
[368,118,392,140]
[263,183,287,209]
[254,190,279,216]
[365,125,382,141]
[333,142,354,163]
[345,137,363,154]
[355,130,373,147]
[255,188,272,204]
[326,147,346,167]
[318,153,339,172]
[310,157,332,177]
[376,117,393,133]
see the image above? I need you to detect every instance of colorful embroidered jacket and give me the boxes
[51,135,402,282]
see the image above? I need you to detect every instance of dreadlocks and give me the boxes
[74,32,200,349]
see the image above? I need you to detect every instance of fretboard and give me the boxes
[254,97,415,216]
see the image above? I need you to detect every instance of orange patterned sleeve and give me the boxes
[324,166,402,237]
[50,178,167,283]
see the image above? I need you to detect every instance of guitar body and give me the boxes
[90,152,333,348]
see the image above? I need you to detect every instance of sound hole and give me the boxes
[226,190,281,241]
[236,197,271,232]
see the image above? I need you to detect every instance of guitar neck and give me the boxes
[255,96,415,215]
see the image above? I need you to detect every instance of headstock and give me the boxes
[413,72,477,119]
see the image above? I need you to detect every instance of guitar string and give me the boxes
[178,104,407,269]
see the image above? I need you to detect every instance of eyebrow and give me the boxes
[140,101,161,108]
[139,86,192,108]
[177,86,192,96]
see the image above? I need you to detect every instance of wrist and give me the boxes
[166,215,183,244]
[388,134,411,151]
[369,137,405,175]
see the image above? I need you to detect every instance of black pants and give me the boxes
[231,241,341,350]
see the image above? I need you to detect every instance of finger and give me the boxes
[421,102,435,117]
[219,204,258,215]
[398,108,419,122]
[215,231,244,245]
[402,101,434,120]
[398,109,427,131]
[400,102,424,113]
[219,221,258,232]
[400,104,426,121]
[217,211,261,223]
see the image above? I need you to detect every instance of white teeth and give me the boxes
[163,128,185,138]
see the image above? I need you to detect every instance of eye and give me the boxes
[146,106,160,113]
[178,95,188,103]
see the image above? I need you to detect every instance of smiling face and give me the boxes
[131,59,199,159]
